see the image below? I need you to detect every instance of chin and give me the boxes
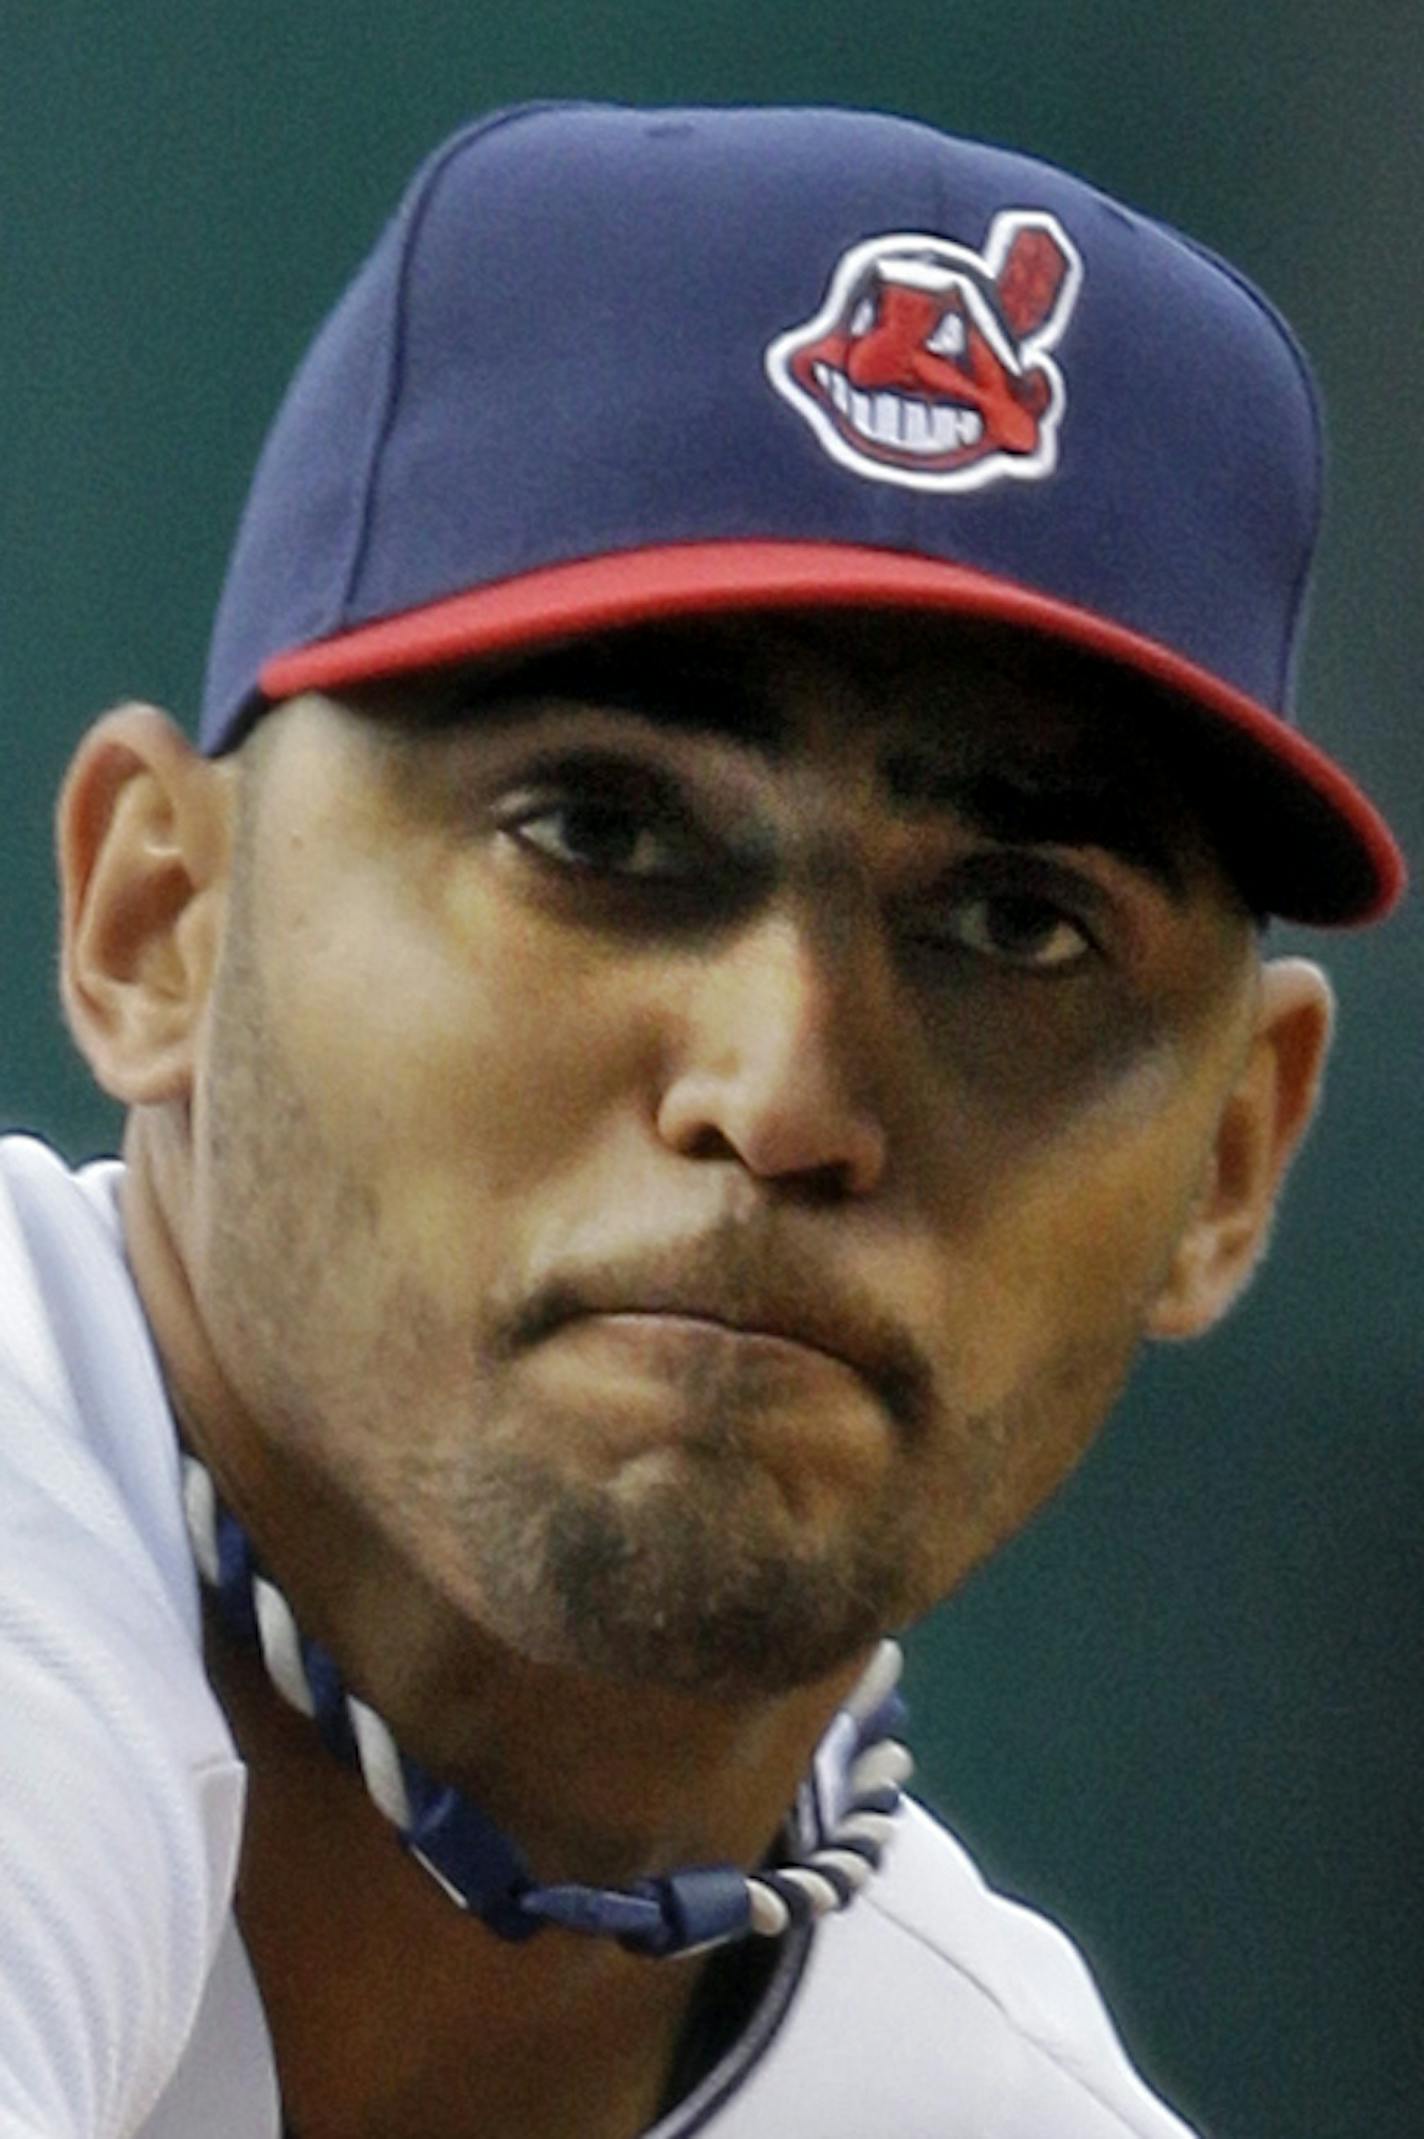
[440,1451,916,1698]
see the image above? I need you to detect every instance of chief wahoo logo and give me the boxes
[765,213,1083,493]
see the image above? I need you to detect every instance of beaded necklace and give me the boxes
[182,1453,912,1958]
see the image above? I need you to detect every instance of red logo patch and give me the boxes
[765,214,1082,492]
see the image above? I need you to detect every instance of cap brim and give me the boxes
[258,539,1405,927]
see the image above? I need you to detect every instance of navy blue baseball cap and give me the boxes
[201,101,1405,925]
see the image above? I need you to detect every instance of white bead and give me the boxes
[747,1882,792,1937]
[774,1867,844,1916]
[811,1847,873,1891]
[348,1695,411,1827]
[181,1457,221,1586]
[254,1576,315,1717]
[842,1637,903,1724]
[849,1740,914,1795]
[836,1811,898,1851]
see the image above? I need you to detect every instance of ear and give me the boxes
[1145,957,1336,1341]
[57,704,236,1105]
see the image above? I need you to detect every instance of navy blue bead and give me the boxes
[214,1508,259,1646]
[522,1883,667,1942]
[656,1865,752,1952]
[851,1787,902,1817]
[855,1691,908,1749]
[302,1639,357,1764]
[401,1762,539,1937]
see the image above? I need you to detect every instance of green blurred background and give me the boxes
[3,6,1419,2134]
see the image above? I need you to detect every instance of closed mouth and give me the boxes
[595,1306,856,1366]
[502,1262,934,1435]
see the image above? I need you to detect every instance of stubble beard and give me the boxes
[397,1414,921,1699]
[393,1295,1148,1701]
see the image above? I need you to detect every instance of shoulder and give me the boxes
[0,1130,135,1424]
[0,1134,192,1602]
[676,1800,1200,2138]
[0,1135,250,2136]
[0,1130,224,1767]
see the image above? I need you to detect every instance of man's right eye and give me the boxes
[505,799,699,881]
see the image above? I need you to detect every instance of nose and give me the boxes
[654,908,891,1197]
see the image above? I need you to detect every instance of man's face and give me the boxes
[185,614,1259,1697]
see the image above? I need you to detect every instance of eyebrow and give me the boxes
[459,648,787,755]
[454,647,1190,903]
[879,758,1189,902]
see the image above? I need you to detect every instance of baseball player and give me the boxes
[0,103,1405,2139]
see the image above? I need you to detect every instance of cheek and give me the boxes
[916,965,1177,1133]
[895,1088,1217,1604]
[196,851,662,1471]
[911,1041,1219,1404]
[1005,1119,1201,1315]
[262,852,655,1225]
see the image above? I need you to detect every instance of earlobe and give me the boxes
[57,704,235,1105]
[1146,958,1336,1342]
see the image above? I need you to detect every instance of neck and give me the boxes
[122,1142,866,2133]
[201,1548,847,2139]
[209,1616,750,2139]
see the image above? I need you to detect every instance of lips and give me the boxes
[573,1291,871,1381]
[596,1305,864,1375]
[506,1259,933,1435]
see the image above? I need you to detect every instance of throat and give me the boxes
[208,1614,788,2139]
[186,1469,909,2132]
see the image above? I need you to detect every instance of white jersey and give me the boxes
[0,1134,1200,2139]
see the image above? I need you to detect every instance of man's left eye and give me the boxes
[929,890,1095,971]
[509,800,696,880]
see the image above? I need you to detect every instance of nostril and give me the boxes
[678,1122,739,1164]
[657,1069,887,1198]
